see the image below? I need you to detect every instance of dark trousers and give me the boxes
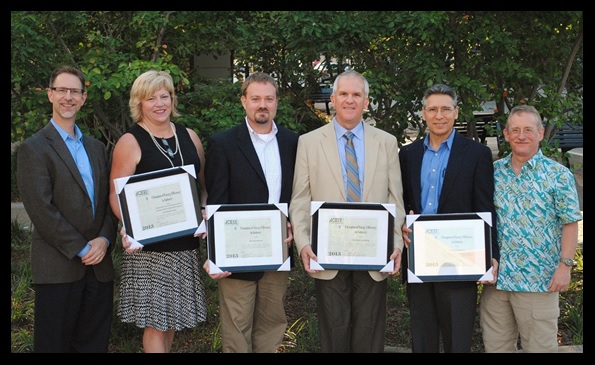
[407,281,477,353]
[33,267,113,353]
[315,270,387,352]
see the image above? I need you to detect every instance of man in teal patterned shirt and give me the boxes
[479,105,582,353]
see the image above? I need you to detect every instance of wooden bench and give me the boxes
[311,90,332,115]
[548,122,583,153]
[454,115,497,144]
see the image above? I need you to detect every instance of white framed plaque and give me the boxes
[206,203,289,273]
[406,212,492,282]
[311,201,395,271]
[113,165,201,246]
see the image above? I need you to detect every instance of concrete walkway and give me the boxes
[11,202,31,229]
[384,345,583,353]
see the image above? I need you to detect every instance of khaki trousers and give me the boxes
[218,271,289,353]
[480,285,560,353]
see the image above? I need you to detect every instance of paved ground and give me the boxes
[11,202,32,229]
[383,345,583,353]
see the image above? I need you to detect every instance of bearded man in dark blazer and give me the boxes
[203,72,298,353]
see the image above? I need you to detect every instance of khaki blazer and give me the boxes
[290,122,405,281]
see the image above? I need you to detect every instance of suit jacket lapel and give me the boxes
[320,123,345,200]
[439,132,467,209]
[44,123,88,198]
[235,122,267,184]
[276,129,294,198]
[362,124,380,201]
[410,141,425,212]
[83,136,102,208]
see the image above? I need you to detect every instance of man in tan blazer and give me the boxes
[289,70,405,352]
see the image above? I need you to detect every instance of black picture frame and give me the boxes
[311,201,395,271]
[206,203,289,273]
[114,165,201,246]
[406,212,492,282]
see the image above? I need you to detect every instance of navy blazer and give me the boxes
[205,121,299,281]
[17,122,117,284]
[399,130,499,283]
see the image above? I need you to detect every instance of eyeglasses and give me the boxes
[49,87,84,97]
[425,106,455,117]
[507,127,538,136]
[162,138,175,158]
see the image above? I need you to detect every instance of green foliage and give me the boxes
[10,219,34,353]
[176,81,246,146]
[279,317,315,353]
[12,11,582,158]
[209,322,222,353]
[11,329,34,353]
[560,248,583,345]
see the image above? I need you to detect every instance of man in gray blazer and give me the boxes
[290,70,406,352]
[17,66,117,352]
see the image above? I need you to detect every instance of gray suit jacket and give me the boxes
[17,123,117,284]
[290,122,405,281]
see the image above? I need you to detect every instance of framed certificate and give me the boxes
[406,212,492,282]
[206,203,289,273]
[114,165,201,246]
[311,201,395,271]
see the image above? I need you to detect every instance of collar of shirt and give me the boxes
[422,128,455,152]
[50,118,83,142]
[245,117,278,143]
[333,118,364,143]
[502,149,542,170]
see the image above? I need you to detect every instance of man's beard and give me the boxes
[255,116,269,124]
[59,110,77,120]
[255,110,269,124]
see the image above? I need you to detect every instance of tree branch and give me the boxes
[152,11,176,62]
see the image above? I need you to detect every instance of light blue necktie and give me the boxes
[344,131,361,202]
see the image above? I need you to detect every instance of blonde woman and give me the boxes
[109,70,208,352]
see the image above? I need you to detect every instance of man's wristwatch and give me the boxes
[561,258,576,267]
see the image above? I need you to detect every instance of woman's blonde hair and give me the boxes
[129,70,181,122]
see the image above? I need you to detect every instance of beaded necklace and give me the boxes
[141,122,184,167]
